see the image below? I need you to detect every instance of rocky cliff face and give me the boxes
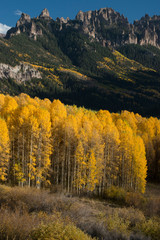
[5,7,160,48]
[74,8,130,46]
[74,8,160,48]
[39,8,52,20]
[134,14,160,48]
[16,13,31,27]
[6,9,52,40]
[0,63,41,82]
[76,8,129,27]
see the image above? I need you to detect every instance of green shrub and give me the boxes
[104,186,126,203]
[107,212,130,235]
[31,221,93,240]
[125,192,147,208]
[104,186,148,211]
[136,217,160,240]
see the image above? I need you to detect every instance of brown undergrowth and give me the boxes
[0,185,159,240]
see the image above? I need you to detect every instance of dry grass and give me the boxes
[0,185,159,240]
[145,183,160,198]
[0,208,53,240]
[104,185,160,218]
[144,184,160,217]
[0,185,93,240]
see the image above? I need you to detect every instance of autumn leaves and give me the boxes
[0,118,9,181]
[0,93,159,194]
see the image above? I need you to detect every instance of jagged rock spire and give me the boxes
[16,13,31,27]
[39,8,52,20]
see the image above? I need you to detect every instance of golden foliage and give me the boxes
[0,93,159,194]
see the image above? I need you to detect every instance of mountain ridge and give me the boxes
[0,7,160,117]
[6,7,160,49]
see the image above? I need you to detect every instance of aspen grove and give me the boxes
[0,94,159,194]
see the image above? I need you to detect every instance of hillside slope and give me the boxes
[0,8,160,116]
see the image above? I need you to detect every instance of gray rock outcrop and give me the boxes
[56,17,70,30]
[74,8,133,46]
[39,8,52,20]
[29,22,43,40]
[74,8,160,48]
[0,63,42,82]
[6,11,43,40]
[16,13,31,27]
[5,7,160,48]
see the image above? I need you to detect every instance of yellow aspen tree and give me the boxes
[74,140,86,194]
[73,114,93,192]
[0,95,18,123]
[35,108,51,188]
[120,110,138,133]
[86,150,98,192]
[137,117,156,181]
[0,118,10,182]
[0,96,18,184]
[87,114,104,195]
[95,142,105,195]
[133,135,147,193]
[50,99,67,189]
[116,119,134,190]
[13,163,24,186]
[15,93,32,107]
[77,111,104,193]
[50,99,67,124]
[105,123,120,187]
[65,115,78,192]
[27,105,39,187]
[17,105,31,186]
[10,104,32,186]
[0,94,5,110]
[80,112,97,192]
[12,101,41,187]
[97,110,120,191]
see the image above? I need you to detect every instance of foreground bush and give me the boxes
[0,185,159,240]
[136,217,160,240]
[0,208,93,240]
[0,208,43,240]
[104,186,126,203]
[107,212,130,234]
[31,222,93,240]
[125,192,147,208]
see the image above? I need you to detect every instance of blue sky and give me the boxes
[0,0,160,33]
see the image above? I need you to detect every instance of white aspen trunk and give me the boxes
[56,142,60,185]
[37,133,42,189]
[68,143,71,192]
[102,149,107,194]
[28,131,33,187]
[22,131,25,187]
[73,155,77,192]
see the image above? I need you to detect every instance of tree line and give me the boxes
[0,93,159,194]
